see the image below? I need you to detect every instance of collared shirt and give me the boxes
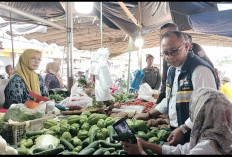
[155,65,217,128]
[162,140,222,155]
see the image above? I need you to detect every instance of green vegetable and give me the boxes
[82,138,89,148]
[44,130,56,136]
[43,119,58,129]
[88,113,107,125]
[81,140,99,151]
[81,111,91,117]
[73,146,82,153]
[61,131,72,142]
[126,119,136,132]
[67,115,81,125]
[78,78,88,86]
[149,129,159,137]
[79,115,88,126]
[17,146,28,155]
[148,137,159,144]
[99,140,122,149]
[107,125,116,143]
[133,119,148,133]
[78,147,95,155]
[89,126,99,143]
[60,138,74,151]
[104,151,110,155]
[71,136,82,147]
[104,117,115,127]
[49,94,64,102]
[34,147,64,155]
[96,130,105,140]
[59,151,79,155]
[93,148,108,155]
[136,131,149,141]
[60,123,70,134]
[19,138,27,147]
[144,148,154,155]
[97,119,105,128]
[26,130,44,138]
[32,147,46,154]
[101,128,109,138]
[81,122,90,131]
[22,138,33,148]
[49,126,60,135]
[157,130,169,141]
[70,123,80,136]
[77,130,89,141]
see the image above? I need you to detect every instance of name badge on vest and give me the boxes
[180,78,193,91]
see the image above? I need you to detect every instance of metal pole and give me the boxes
[66,2,74,91]
[100,2,103,48]
[138,47,142,69]
[127,37,132,93]
[9,12,15,68]
[0,3,65,30]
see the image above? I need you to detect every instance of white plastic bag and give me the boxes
[138,83,156,102]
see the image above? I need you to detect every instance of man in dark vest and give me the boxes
[134,31,218,145]
[142,54,161,90]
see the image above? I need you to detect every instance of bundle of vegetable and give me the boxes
[49,94,65,103]
[0,136,18,155]
[112,93,137,103]
[77,78,87,86]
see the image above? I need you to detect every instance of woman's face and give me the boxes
[28,52,41,71]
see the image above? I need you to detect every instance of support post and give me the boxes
[9,12,15,68]
[127,37,132,93]
[66,2,74,91]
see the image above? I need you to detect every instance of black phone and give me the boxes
[113,118,137,144]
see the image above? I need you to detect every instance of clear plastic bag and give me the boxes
[138,83,156,102]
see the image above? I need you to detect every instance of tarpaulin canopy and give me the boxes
[188,9,232,38]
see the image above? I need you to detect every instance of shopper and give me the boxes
[142,54,161,90]
[122,87,232,155]
[134,31,218,145]
[5,64,13,79]
[220,76,232,102]
[3,49,48,109]
[45,62,64,91]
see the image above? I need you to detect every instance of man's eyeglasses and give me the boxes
[161,43,186,57]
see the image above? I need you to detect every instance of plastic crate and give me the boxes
[0,115,55,145]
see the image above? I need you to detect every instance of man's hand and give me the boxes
[167,127,184,146]
[121,138,147,155]
[133,112,149,120]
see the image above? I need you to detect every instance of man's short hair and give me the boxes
[183,33,192,44]
[161,31,186,43]
[146,54,154,61]
[160,23,179,31]
[5,64,12,70]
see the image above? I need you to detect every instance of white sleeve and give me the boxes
[162,140,219,155]
[155,97,168,114]
[192,65,217,90]
[184,118,193,129]
[162,142,191,155]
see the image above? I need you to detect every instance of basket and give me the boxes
[0,115,55,145]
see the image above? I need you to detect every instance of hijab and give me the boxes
[46,62,64,88]
[13,49,41,95]
[189,87,232,154]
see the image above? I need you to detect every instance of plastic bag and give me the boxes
[138,83,156,102]
[60,85,92,109]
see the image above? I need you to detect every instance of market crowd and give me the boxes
[0,22,232,155]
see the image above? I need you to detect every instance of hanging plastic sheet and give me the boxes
[130,69,144,92]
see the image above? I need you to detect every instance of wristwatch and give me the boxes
[180,125,187,134]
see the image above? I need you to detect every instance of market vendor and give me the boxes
[142,54,161,90]
[122,87,232,155]
[133,31,218,146]
[3,49,48,109]
[45,61,65,90]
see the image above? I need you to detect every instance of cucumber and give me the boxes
[99,140,122,149]
[59,151,79,155]
[108,126,116,143]
[82,140,89,148]
[136,134,149,141]
[144,148,154,155]
[111,151,118,155]
[82,140,99,151]
[112,134,119,141]
[118,150,127,155]
[32,148,46,154]
[78,148,95,155]
[93,148,108,155]
[104,151,111,155]
[26,130,44,138]
[57,144,65,149]
[34,147,64,155]
[60,138,74,151]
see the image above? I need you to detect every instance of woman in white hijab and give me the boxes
[121,87,232,155]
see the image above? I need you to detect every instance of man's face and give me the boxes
[6,66,13,75]
[146,57,154,66]
[161,34,189,67]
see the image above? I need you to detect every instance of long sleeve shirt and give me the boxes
[155,65,217,128]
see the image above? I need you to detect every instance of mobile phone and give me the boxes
[113,118,137,144]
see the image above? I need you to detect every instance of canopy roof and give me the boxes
[0,2,232,58]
